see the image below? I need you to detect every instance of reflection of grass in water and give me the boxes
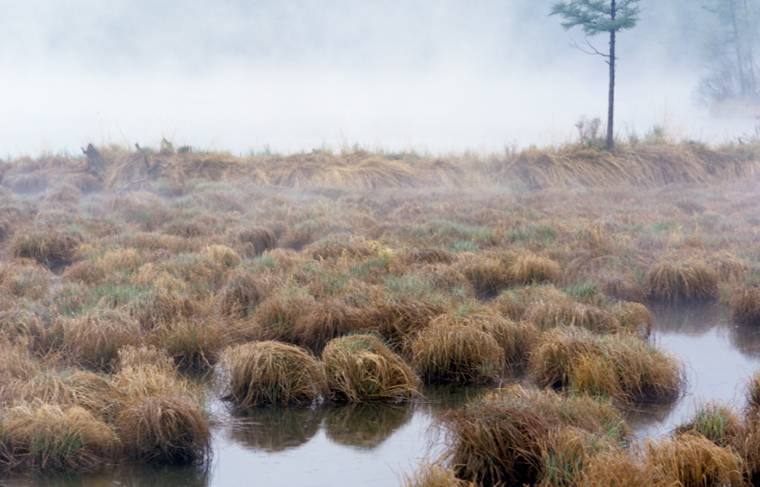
[324,403,413,450]
[729,322,760,360]
[420,384,492,418]
[649,303,725,335]
[229,407,325,453]
[11,463,209,487]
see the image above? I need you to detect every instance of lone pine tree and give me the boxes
[551,0,641,150]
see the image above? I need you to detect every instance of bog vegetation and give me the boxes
[0,140,758,484]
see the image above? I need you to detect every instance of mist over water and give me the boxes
[1,0,757,156]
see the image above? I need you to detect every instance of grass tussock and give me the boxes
[411,322,504,385]
[117,345,175,372]
[61,309,142,371]
[524,300,622,334]
[150,319,227,372]
[218,270,268,318]
[645,433,744,486]
[646,261,720,303]
[404,464,465,487]
[441,385,627,486]
[364,296,445,352]
[731,286,760,326]
[0,403,119,472]
[611,301,653,338]
[493,285,569,321]
[234,227,277,257]
[322,334,419,403]
[457,255,512,297]
[676,403,742,448]
[293,299,364,353]
[530,327,682,404]
[508,253,561,285]
[576,450,654,487]
[429,309,539,372]
[10,230,81,270]
[222,341,325,408]
[115,396,210,465]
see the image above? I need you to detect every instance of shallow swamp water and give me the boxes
[8,304,760,487]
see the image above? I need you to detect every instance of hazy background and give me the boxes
[1,0,757,156]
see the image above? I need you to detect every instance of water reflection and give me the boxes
[631,304,760,439]
[324,403,413,450]
[729,321,760,359]
[648,303,724,335]
[227,406,325,452]
[9,464,209,487]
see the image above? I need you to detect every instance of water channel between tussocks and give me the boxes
[10,305,757,487]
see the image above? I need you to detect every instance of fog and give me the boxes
[1,0,757,156]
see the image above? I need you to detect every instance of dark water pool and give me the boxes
[8,305,758,487]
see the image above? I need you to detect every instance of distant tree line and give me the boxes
[699,0,760,103]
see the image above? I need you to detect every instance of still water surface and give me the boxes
[8,305,760,487]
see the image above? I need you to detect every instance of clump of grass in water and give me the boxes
[322,334,419,403]
[676,403,742,447]
[645,434,744,486]
[646,261,719,303]
[221,341,325,408]
[441,385,628,486]
[529,327,683,405]
[0,403,119,472]
[410,322,504,385]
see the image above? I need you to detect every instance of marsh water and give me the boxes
[8,305,760,487]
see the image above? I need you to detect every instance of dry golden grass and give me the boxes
[218,270,268,318]
[530,327,682,404]
[646,261,720,303]
[399,248,455,266]
[508,252,561,285]
[364,296,445,352]
[234,227,277,257]
[731,287,760,326]
[537,426,617,487]
[645,433,744,486]
[441,385,627,486]
[222,341,325,408]
[0,403,119,472]
[576,450,654,486]
[112,363,192,400]
[117,345,175,372]
[429,309,539,372]
[611,301,653,338]
[253,288,316,343]
[492,285,570,321]
[0,260,52,300]
[10,230,81,270]
[202,244,241,268]
[676,403,743,448]
[322,334,419,403]
[61,309,142,371]
[292,299,364,353]
[456,256,511,298]
[747,371,760,412]
[150,319,227,371]
[411,322,504,385]
[404,464,467,487]
[739,412,760,484]
[115,396,210,465]
[64,370,122,419]
[524,300,622,334]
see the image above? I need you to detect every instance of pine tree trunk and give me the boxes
[607,0,617,151]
